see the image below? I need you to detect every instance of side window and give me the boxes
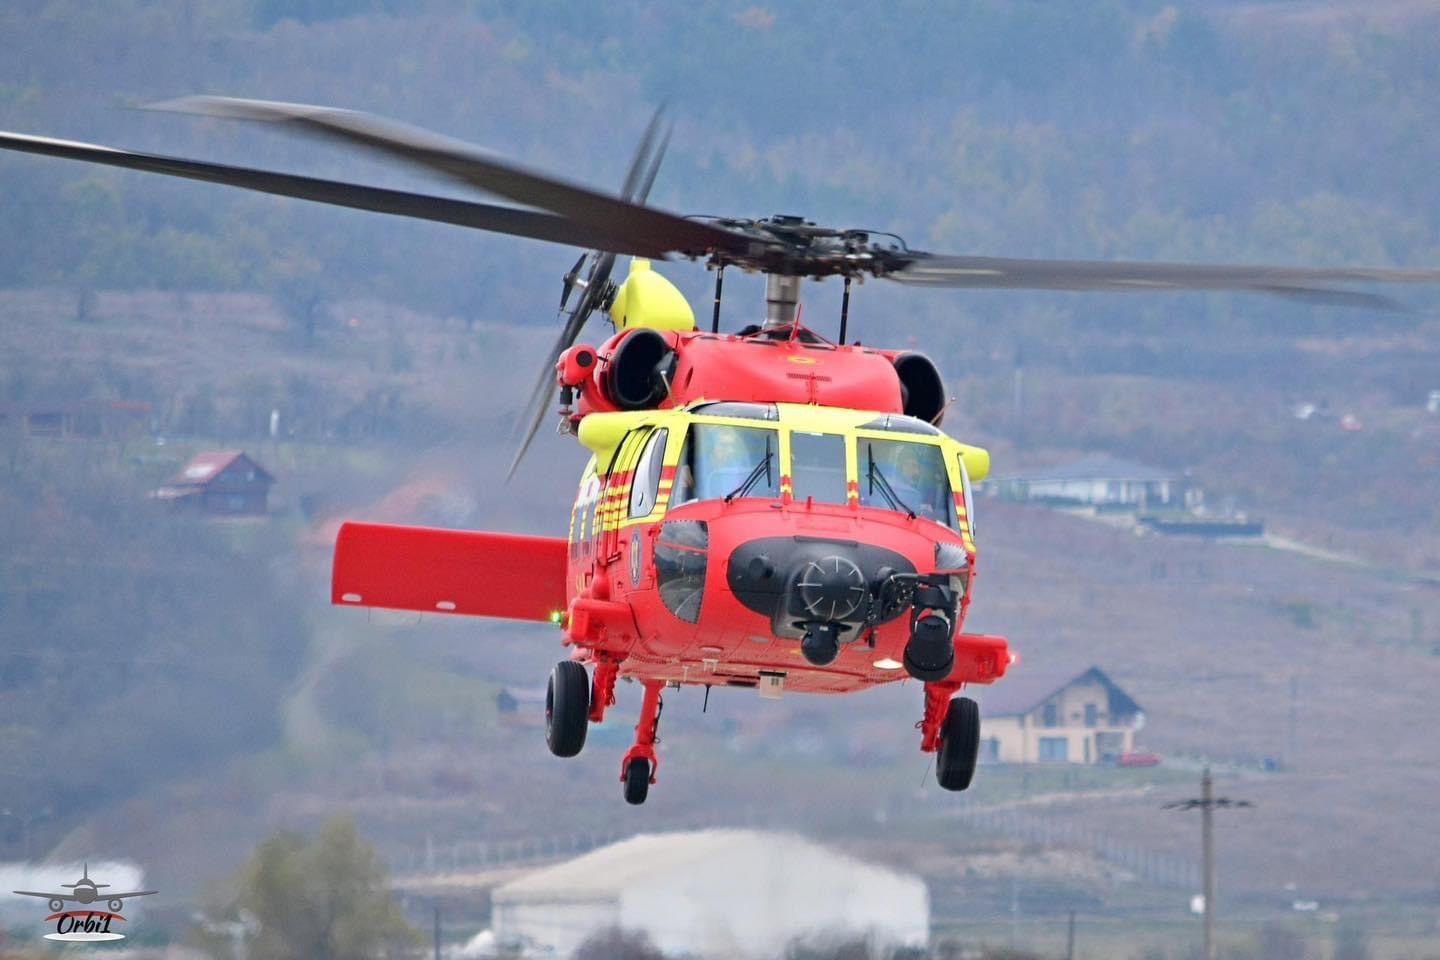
[956,454,977,536]
[607,429,648,504]
[672,430,696,506]
[629,428,668,518]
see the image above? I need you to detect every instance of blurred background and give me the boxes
[1,1,1439,957]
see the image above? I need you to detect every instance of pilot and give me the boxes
[891,446,948,519]
[700,425,767,498]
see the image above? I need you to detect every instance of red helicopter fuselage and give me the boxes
[332,315,1010,799]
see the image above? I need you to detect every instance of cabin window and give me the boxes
[788,431,848,505]
[675,424,779,503]
[629,428,668,518]
[857,438,955,526]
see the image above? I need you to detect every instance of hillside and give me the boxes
[3,0,1440,943]
[3,289,1436,919]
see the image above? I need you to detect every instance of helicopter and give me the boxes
[3,98,1438,804]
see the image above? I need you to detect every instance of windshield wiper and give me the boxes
[725,435,774,503]
[867,447,916,519]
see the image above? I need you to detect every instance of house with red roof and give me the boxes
[155,450,275,516]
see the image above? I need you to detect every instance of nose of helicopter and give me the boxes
[724,535,916,631]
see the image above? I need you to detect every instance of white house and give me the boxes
[971,664,1144,765]
[490,830,928,958]
[991,455,1178,508]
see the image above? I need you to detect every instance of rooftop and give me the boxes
[162,450,274,488]
[999,455,1177,484]
[493,830,910,901]
[973,663,1142,718]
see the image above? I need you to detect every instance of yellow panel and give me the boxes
[577,410,654,470]
[609,258,696,332]
[956,443,990,482]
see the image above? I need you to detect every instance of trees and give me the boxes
[201,816,418,960]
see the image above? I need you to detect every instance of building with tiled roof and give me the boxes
[155,450,275,516]
[970,663,1144,764]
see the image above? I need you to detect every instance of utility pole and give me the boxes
[1065,908,1076,960]
[1164,768,1252,960]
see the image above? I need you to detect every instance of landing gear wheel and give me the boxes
[623,756,651,805]
[546,661,590,758]
[935,696,980,792]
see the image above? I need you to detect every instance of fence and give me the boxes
[388,795,1199,891]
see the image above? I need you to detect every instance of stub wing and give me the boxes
[953,633,1011,684]
[332,521,568,622]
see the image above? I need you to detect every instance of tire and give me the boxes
[936,696,981,791]
[623,756,651,805]
[545,661,590,758]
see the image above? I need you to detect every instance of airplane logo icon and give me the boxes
[13,862,157,914]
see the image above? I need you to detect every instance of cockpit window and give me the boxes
[859,414,943,436]
[789,431,848,505]
[688,402,779,420]
[673,424,780,504]
[857,438,955,526]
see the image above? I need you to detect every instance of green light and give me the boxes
[549,610,563,624]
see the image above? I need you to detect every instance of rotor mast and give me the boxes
[764,273,803,329]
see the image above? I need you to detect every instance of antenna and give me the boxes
[711,264,725,333]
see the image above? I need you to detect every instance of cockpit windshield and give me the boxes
[857,437,955,526]
[789,431,848,505]
[673,424,780,504]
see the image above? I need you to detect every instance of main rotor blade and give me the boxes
[506,299,595,480]
[508,108,674,480]
[620,105,667,202]
[152,96,752,258]
[888,252,1440,307]
[0,130,669,256]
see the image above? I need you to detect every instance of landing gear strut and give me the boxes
[919,683,980,791]
[621,680,664,805]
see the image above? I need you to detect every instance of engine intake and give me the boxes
[606,328,676,410]
[893,352,945,424]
